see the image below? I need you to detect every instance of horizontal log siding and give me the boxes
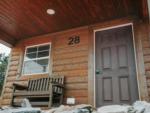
[1,28,89,106]
[53,29,89,104]
[1,48,22,106]
[1,20,149,107]
[138,24,150,100]
[142,24,150,98]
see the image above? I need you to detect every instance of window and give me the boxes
[22,44,50,75]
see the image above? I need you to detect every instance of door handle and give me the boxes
[96,68,103,75]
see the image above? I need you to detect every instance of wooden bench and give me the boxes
[11,75,64,108]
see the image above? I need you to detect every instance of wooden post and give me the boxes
[147,0,150,21]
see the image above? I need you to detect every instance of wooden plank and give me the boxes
[0,29,15,47]
[11,51,20,56]
[30,102,49,106]
[10,56,20,61]
[5,81,14,88]
[148,0,150,21]
[65,83,88,90]
[3,88,13,93]
[144,56,150,63]
[36,79,41,91]
[1,99,11,105]
[53,69,88,77]
[7,71,17,76]
[10,61,19,66]
[20,74,48,80]
[145,63,150,71]
[54,45,88,54]
[42,78,46,91]
[143,48,150,55]
[134,22,149,100]
[6,76,16,82]
[65,76,88,83]
[53,57,88,66]
[142,40,150,48]
[146,70,150,75]
[8,65,18,71]
[54,32,88,49]
[53,63,88,72]
[53,51,88,60]
[138,0,149,21]
[2,94,12,99]
[5,81,27,88]
[65,90,88,97]
[11,48,22,53]
[40,78,44,91]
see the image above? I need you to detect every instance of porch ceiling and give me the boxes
[0,0,149,46]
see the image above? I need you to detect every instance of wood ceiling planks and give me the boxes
[0,0,148,46]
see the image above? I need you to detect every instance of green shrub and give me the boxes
[0,54,8,95]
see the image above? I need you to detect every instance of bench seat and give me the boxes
[12,76,64,108]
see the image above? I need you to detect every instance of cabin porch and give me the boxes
[0,0,150,109]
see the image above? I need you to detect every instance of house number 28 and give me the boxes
[68,36,80,45]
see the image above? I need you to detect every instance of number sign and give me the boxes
[68,36,80,45]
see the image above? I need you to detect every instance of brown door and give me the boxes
[95,25,139,107]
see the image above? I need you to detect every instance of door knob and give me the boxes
[96,68,103,75]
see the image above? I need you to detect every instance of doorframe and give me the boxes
[93,23,140,107]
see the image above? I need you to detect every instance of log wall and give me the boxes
[52,28,89,104]
[140,24,150,99]
[1,27,89,106]
[1,48,23,106]
[1,19,150,107]
[134,22,149,100]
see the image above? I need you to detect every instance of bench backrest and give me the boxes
[27,76,64,92]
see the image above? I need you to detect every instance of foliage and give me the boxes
[0,54,9,94]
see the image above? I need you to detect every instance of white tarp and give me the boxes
[133,101,150,113]
[0,99,41,113]
[97,101,150,113]
[1,99,150,113]
[97,105,133,113]
[44,104,92,113]
[0,108,41,113]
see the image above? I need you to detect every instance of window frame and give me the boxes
[22,43,51,76]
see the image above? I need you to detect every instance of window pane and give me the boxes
[23,60,39,74]
[38,45,50,51]
[37,59,49,72]
[23,59,49,75]
[27,47,37,53]
[25,53,36,60]
[37,59,48,65]
[37,51,49,58]
[23,44,50,75]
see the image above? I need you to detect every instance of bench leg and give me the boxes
[11,86,16,106]
[48,84,53,108]
[60,90,64,105]
[11,96,14,106]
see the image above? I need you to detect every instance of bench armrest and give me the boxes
[51,83,64,88]
[13,83,28,90]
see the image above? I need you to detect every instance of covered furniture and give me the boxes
[11,75,64,108]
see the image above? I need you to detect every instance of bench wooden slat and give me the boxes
[12,75,64,108]
[30,102,49,106]
[14,91,62,96]
[28,80,32,91]
[36,79,40,91]
[33,80,36,91]
[40,78,44,91]
[43,78,46,91]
